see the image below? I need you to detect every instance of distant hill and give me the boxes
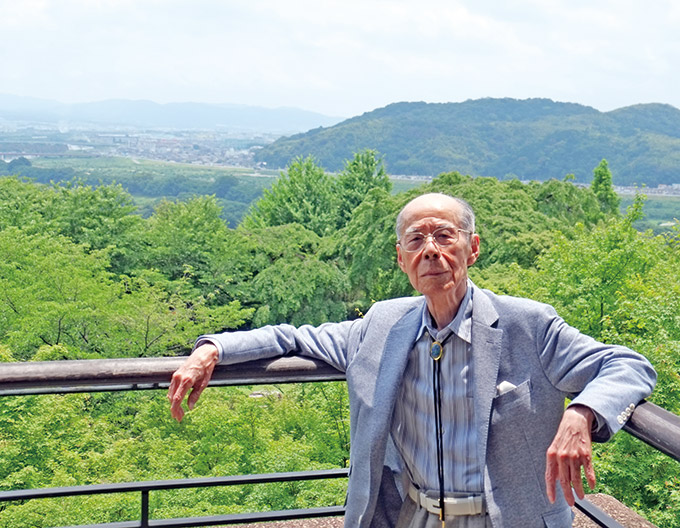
[253,98,680,185]
[0,94,343,133]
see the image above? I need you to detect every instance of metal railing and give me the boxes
[0,469,348,528]
[1,356,679,528]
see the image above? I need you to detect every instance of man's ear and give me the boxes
[396,244,406,272]
[467,233,480,267]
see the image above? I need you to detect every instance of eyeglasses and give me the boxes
[397,226,471,253]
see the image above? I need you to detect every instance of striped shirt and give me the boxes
[391,284,484,493]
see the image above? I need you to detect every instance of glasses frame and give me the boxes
[397,226,472,253]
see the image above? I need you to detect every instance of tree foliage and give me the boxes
[0,151,678,527]
[242,156,337,237]
[591,159,621,215]
[333,150,391,227]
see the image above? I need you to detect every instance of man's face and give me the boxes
[396,196,480,300]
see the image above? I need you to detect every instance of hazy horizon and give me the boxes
[1,1,679,118]
[3,93,680,124]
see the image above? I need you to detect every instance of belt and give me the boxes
[408,483,484,517]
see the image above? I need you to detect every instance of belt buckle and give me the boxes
[443,495,482,516]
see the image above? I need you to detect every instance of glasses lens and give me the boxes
[402,233,424,251]
[433,228,457,246]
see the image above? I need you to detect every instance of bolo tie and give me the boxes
[430,335,450,528]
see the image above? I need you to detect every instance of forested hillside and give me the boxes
[255,98,680,185]
[0,156,274,226]
[1,152,679,526]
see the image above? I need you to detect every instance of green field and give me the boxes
[31,155,279,179]
[29,156,279,223]
[32,155,421,193]
[23,156,680,232]
[620,194,680,232]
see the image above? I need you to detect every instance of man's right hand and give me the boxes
[167,343,219,422]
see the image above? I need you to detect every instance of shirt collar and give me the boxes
[416,281,474,344]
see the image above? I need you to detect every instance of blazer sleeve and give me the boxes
[536,305,656,441]
[194,318,362,373]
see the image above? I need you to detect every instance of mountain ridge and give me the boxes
[254,98,680,185]
[0,94,343,133]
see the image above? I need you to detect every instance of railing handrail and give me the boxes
[0,356,345,395]
[0,356,678,462]
[623,399,680,462]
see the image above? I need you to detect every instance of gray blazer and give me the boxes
[203,284,656,527]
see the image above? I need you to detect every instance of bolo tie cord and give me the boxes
[430,340,446,527]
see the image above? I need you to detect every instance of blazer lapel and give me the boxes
[372,300,424,423]
[470,288,503,470]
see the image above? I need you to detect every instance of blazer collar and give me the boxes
[470,281,500,327]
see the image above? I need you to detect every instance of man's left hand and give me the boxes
[545,404,597,506]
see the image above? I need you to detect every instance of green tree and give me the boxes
[0,228,251,360]
[140,196,231,289]
[591,159,621,215]
[334,188,410,306]
[249,258,348,327]
[0,176,53,234]
[516,194,653,337]
[334,150,391,228]
[0,228,116,359]
[44,181,140,251]
[242,157,337,237]
[334,171,608,308]
[210,224,349,326]
[0,177,143,275]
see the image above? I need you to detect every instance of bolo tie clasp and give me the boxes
[430,341,444,361]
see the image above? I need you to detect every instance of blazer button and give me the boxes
[617,415,624,424]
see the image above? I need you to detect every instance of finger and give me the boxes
[187,364,215,409]
[187,383,206,410]
[170,376,194,421]
[571,458,585,500]
[557,456,575,506]
[168,368,191,401]
[167,375,178,401]
[545,471,556,503]
[545,453,557,503]
[170,383,188,420]
[170,392,184,421]
[583,454,596,490]
[171,402,185,422]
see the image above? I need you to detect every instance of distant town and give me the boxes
[0,125,276,168]
[2,125,680,196]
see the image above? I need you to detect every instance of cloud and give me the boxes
[0,0,678,115]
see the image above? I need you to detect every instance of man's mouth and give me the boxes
[422,269,446,277]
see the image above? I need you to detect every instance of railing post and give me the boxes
[141,489,149,528]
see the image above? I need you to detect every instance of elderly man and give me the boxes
[168,193,656,527]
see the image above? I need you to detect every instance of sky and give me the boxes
[1,0,679,118]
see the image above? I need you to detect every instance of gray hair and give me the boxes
[396,193,476,238]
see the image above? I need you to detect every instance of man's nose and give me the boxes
[422,236,440,259]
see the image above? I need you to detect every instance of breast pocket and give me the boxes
[491,379,532,424]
